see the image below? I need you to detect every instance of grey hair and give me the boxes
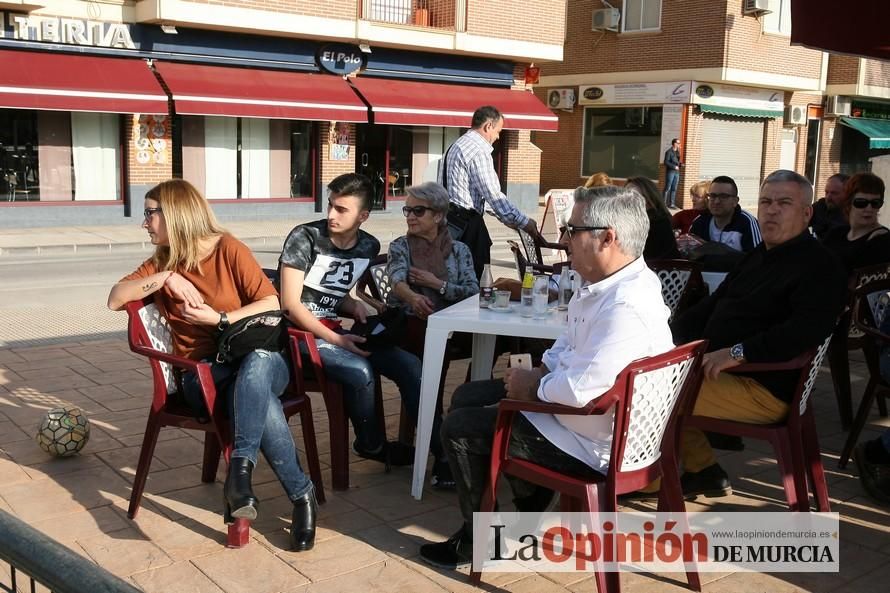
[572,185,649,259]
[761,169,814,205]
[406,181,450,226]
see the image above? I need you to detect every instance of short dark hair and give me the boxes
[671,138,679,145]
[828,173,850,185]
[471,106,503,129]
[710,175,739,197]
[328,173,373,211]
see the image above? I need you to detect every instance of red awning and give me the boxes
[154,62,368,122]
[0,50,168,114]
[350,77,558,131]
[791,0,890,60]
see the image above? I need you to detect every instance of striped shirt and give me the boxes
[440,130,529,229]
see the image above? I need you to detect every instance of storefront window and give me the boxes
[1,109,120,202]
[840,125,889,175]
[581,107,663,180]
[180,116,315,199]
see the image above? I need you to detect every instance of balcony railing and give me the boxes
[361,0,466,32]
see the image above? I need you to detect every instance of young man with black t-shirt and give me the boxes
[279,173,419,466]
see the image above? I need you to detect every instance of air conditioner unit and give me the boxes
[743,0,773,15]
[825,95,852,117]
[547,88,576,110]
[784,105,806,126]
[592,7,620,31]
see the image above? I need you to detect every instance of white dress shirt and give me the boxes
[524,257,674,474]
[441,130,529,229]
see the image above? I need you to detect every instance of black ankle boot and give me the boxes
[223,457,258,523]
[290,489,318,551]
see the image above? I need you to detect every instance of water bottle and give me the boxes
[520,265,535,318]
[557,268,572,311]
[479,264,493,309]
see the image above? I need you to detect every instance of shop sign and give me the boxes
[851,100,890,121]
[691,81,783,114]
[317,44,365,76]
[4,13,136,49]
[578,82,691,105]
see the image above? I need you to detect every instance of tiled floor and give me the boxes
[1,339,889,592]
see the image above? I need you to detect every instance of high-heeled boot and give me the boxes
[223,457,258,523]
[290,489,318,551]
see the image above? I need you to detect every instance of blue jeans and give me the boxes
[308,339,434,456]
[182,350,313,502]
[664,169,680,207]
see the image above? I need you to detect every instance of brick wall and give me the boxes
[723,0,823,80]
[533,87,584,192]
[676,107,704,209]
[125,114,173,187]
[181,0,358,18]
[816,118,842,192]
[863,58,890,89]
[827,55,860,86]
[466,0,565,45]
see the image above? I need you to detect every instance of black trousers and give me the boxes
[441,379,602,532]
[447,206,492,279]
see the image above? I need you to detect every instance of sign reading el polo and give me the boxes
[317,43,366,76]
[3,12,136,49]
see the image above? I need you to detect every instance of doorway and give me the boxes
[355,124,387,210]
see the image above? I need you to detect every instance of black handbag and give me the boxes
[215,310,287,364]
[349,307,407,351]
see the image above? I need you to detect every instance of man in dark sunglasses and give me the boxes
[689,175,761,253]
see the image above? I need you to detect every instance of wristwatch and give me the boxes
[438,280,448,295]
[729,343,745,362]
[217,311,230,332]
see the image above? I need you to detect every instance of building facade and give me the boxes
[0,0,565,227]
[534,0,831,210]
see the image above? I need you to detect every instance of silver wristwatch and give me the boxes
[729,343,745,362]
[438,280,448,295]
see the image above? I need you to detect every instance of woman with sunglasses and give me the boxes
[386,181,479,489]
[822,172,890,273]
[107,180,318,551]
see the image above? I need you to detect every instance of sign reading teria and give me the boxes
[691,81,783,113]
[578,82,691,105]
[5,13,135,49]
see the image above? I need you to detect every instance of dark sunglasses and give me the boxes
[852,198,884,210]
[706,192,737,201]
[564,223,609,239]
[402,205,432,217]
[143,207,162,219]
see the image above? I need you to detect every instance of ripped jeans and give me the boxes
[181,349,313,501]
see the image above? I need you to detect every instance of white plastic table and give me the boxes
[411,295,567,499]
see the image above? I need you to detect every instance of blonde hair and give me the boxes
[690,180,710,198]
[584,172,612,188]
[146,179,225,273]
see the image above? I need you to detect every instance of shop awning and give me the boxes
[698,104,781,119]
[154,62,368,122]
[0,50,168,114]
[349,77,558,131]
[840,117,890,149]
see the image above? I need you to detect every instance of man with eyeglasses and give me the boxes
[419,185,674,569]
[440,105,542,278]
[689,175,762,253]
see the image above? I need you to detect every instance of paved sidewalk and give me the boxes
[1,338,890,592]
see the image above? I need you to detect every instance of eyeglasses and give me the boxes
[402,205,432,217]
[564,223,609,239]
[143,207,162,220]
[852,198,884,210]
[706,192,737,201]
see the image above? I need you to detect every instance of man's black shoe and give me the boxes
[354,441,415,470]
[420,527,473,569]
[681,463,732,500]
[706,432,745,451]
[854,441,890,506]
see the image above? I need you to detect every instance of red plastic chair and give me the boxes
[647,259,706,321]
[838,278,890,468]
[471,340,708,591]
[125,298,325,548]
[684,335,833,512]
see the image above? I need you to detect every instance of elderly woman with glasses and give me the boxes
[386,181,478,489]
[822,172,890,274]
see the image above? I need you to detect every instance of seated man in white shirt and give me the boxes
[419,185,675,569]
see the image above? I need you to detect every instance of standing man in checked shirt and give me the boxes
[440,105,542,278]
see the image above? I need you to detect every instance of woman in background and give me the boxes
[672,180,710,234]
[822,172,890,274]
[626,176,679,260]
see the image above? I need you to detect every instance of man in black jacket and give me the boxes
[663,138,682,208]
[672,169,847,497]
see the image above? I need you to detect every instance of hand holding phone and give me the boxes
[509,353,532,370]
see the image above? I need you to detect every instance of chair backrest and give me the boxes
[848,262,890,339]
[647,259,703,318]
[356,254,391,306]
[507,239,528,281]
[126,299,177,395]
[796,335,832,417]
[517,227,544,267]
[614,341,706,473]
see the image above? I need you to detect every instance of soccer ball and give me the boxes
[35,406,91,457]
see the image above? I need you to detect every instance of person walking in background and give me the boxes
[663,138,682,209]
[440,105,541,278]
